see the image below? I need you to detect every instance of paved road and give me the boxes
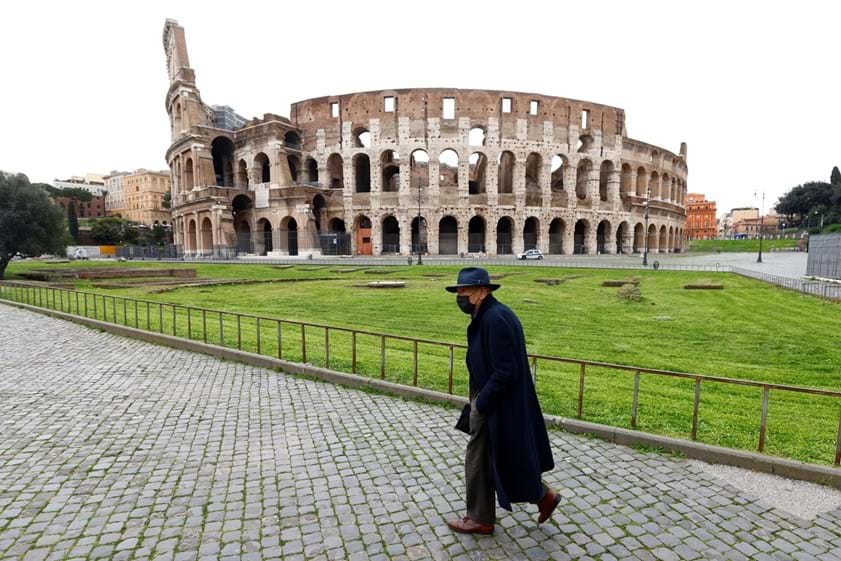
[1,305,840,561]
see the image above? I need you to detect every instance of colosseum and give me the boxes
[163,20,687,258]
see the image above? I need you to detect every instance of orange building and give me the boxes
[685,193,717,240]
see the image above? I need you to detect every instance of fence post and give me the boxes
[237,315,242,350]
[380,335,386,379]
[123,299,127,324]
[324,328,329,368]
[413,340,418,386]
[835,409,841,466]
[92,293,97,318]
[691,377,701,441]
[172,306,176,336]
[146,302,150,331]
[276,320,281,358]
[351,332,357,373]
[301,324,306,363]
[758,386,770,453]
[220,313,225,346]
[204,310,208,344]
[84,292,88,316]
[577,363,586,419]
[134,301,139,328]
[159,304,163,334]
[187,308,192,340]
[631,370,640,428]
[448,345,454,395]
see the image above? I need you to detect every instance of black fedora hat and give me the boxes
[445,267,501,293]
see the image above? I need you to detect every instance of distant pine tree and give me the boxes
[67,201,80,243]
[831,166,841,186]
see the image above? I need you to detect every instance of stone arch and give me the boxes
[468,126,486,147]
[526,153,542,206]
[633,223,644,253]
[496,216,514,254]
[327,153,344,189]
[650,171,660,199]
[353,128,371,148]
[550,155,567,192]
[596,220,611,254]
[599,161,613,202]
[411,216,428,254]
[200,217,213,254]
[287,155,300,183]
[648,223,658,253]
[577,134,593,153]
[187,219,197,252]
[184,158,194,190]
[410,149,429,189]
[548,218,565,254]
[237,159,249,188]
[574,219,590,254]
[468,215,486,253]
[254,152,271,183]
[438,215,458,255]
[381,150,400,192]
[438,149,459,187]
[257,217,273,255]
[576,159,592,200]
[662,173,670,201]
[354,153,371,193]
[306,157,318,184]
[284,131,301,147]
[355,215,372,255]
[497,151,515,194]
[659,225,668,252]
[523,216,540,251]
[211,136,235,187]
[620,164,632,194]
[468,152,487,194]
[312,194,327,232]
[613,221,627,254]
[636,166,648,196]
[381,215,400,254]
[279,216,298,256]
[668,226,675,252]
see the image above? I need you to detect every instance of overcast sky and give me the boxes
[1,1,838,216]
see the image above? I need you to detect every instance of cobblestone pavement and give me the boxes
[1,305,840,561]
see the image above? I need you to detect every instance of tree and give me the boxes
[67,201,80,243]
[149,224,169,246]
[162,192,171,209]
[831,166,841,186]
[0,172,70,279]
[90,217,125,244]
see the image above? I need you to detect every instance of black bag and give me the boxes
[455,403,471,434]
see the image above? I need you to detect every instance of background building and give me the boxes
[212,105,246,131]
[53,175,107,197]
[104,171,129,215]
[122,169,172,226]
[54,194,106,219]
[685,193,717,240]
[733,214,782,238]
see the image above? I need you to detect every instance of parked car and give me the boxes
[71,248,89,260]
[517,248,544,260]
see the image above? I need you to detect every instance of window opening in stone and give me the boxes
[443,98,455,119]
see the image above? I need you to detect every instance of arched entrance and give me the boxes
[355,216,372,255]
[381,216,400,254]
[523,217,539,251]
[280,217,298,256]
[496,217,513,254]
[411,216,428,254]
[574,220,589,254]
[549,219,564,254]
[257,218,273,255]
[200,217,213,255]
[468,216,486,253]
[438,216,458,255]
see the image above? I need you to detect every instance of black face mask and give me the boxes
[456,295,475,315]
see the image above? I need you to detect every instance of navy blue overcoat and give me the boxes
[467,294,555,510]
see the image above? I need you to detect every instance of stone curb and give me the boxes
[4,299,840,490]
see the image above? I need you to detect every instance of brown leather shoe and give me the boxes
[447,516,495,535]
[537,488,561,523]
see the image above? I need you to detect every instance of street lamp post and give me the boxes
[642,188,651,266]
[757,190,765,263]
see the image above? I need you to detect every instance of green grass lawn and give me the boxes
[4,259,840,465]
[687,238,799,252]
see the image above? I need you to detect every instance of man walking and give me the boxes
[446,267,560,535]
